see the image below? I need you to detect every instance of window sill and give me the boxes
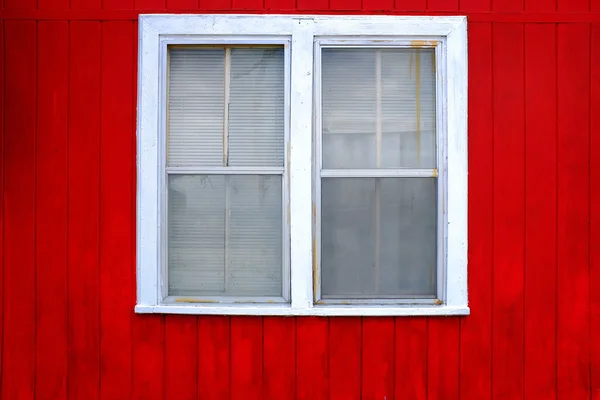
[135,304,470,316]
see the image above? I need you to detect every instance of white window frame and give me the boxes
[136,14,469,316]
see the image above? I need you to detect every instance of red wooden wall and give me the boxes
[1,0,600,398]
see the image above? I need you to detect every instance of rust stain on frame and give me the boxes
[174,298,218,303]
[410,40,438,48]
[313,235,319,301]
[434,298,443,305]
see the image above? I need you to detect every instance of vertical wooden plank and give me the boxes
[198,0,231,9]
[1,20,36,400]
[99,20,134,400]
[392,0,424,11]
[264,0,293,10]
[557,23,591,400]
[591,21,600,400]
[71,0,101,10]
[460,21,493,400]
[362,0,392,10]
[557,0,588,12]
[35,20,69,400]
[104,0,134,10]
[230,317,263,400]
[4,0,36,9]
[493,0,523,12]
[427,0,458,11]
[524,23,558,400]
[165,316,197,400]
[67,21,101,400]
[395,318,427,400]
[329,318,361,400]
[428,318,460,400]
[492,22,525,400]
[525,0,555,11]
[296,317,329,400]
[166,0,198,8]
[361,318,394,400]
[0,19,4,391]
[265,0,293,10]
[297,0,328,11]
[593,0,600,11]
[198,316,230,400]
[39,0,69,11]
[263,317,295,400]
[330,0,360,10]
[232,0,264,10]
[460,0,491,12]
[132,316,165,400]
[135,0,166,9]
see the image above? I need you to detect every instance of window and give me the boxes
[136,14,468,316]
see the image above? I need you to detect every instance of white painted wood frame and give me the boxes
[136,14,469,316]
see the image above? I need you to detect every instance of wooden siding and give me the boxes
[0,2,599,399]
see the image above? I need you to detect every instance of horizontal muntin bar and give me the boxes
[320,168,438,178]
[166,166,284,175]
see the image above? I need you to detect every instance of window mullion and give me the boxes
[289,19,315,310]
[375,49,382,294]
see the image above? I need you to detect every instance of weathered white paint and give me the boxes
[136,13,469,316]
[135,304,470,316]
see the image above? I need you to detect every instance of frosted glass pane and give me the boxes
[321,177,437,298]
[229,48,285,167]
[168,174,283,297]
[322,48,436,169]
[168,48,225,167]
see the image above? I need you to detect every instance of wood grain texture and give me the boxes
[460,21,493,400]
[165,316,198,400]
[591,21,600,400]
[2,20,36,400]
[492,22,525,400]
[230,317,263,400]
[296,318,329,400]
[35,20,69,400]
[395,318,427,400]
[67,21,102,400]
[329,318,361,400]
[361,318,394,400]
[198,316,230,400]
[524,22,558,400]
[100,20,135,400]
[557,22,591,400]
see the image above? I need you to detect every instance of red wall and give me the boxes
[1,0,600,399]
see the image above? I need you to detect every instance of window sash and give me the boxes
[159,40,292,303]
[313,41,447,304]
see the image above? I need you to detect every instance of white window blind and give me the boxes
[319,48,438,299]
[166,46,285,298]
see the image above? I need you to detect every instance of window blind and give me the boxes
[166,47,285,297]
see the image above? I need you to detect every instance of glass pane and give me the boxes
[322,48,436,169]
[321,177,437,298]
[229,48,285,167]
[168,48,225,167]
[168,174,283,297]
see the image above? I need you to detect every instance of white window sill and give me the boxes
[135,304,470,316]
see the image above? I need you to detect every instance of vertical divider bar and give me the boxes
[290,19,315,309]
[224,48,231,293]
[375,49,382,294]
